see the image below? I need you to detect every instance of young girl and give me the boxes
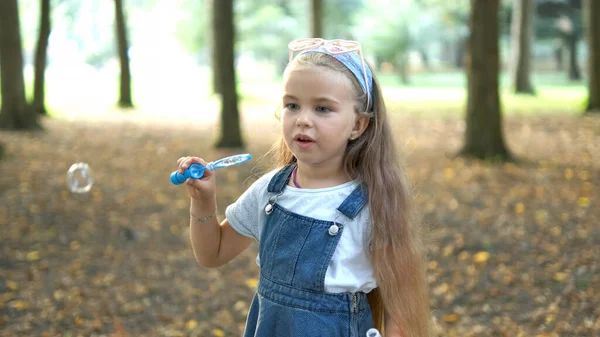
[175,38,430,337]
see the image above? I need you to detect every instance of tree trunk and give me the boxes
[554,46,564,71]
[210,0,221,95]
[418,48,430,70]
[566,32,581,81]
[311,0,323,38]
[33,0,51,115]
[115,0,133,108]
[585,0,600,113]
[461,0,510,161]
[454,37,466,69]
[214,0,244,148]
[511,0,536,94]
[396,53,410,85]
[0,0,40,130]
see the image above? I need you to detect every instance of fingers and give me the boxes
[177,157,189,173]
[177,156,208,174]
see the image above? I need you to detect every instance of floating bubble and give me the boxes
[67,162,94,193]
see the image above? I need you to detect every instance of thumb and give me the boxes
[199,167,214,180]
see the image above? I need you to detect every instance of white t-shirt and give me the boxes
[225,169,377,294]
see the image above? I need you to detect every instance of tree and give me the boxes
[311,0,323,37]
[418,0,470,68]
[359,0,417,85]
[114,0,133,107]
[213,0,244,148]
[33,0,51,115]
[209,0,221,94]
[0,0,41,130]
[511,0,536,94]
[561,6,582,81]
[461,0,510,160]
[536,0,583,81]
[324,0,362,39]
[237,1,308,75]
[584,0,600,113]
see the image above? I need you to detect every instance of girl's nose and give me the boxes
[296,109,312,127]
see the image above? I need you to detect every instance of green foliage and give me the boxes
[85,44,116,69]
[237,3,304,62]
[323,0,363,39]
[536,2,584,40]
[175,0,209,58]
[357,0,418,68]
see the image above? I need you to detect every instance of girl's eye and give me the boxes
[285,103,299,111]
[316,106,331,113]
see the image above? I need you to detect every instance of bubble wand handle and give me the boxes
[170,154,252,185]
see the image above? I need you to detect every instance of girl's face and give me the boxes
[281,64,368,171]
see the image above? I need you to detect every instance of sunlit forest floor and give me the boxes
[1,105,598,336]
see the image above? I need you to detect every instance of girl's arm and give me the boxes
[176,156,254,268]
[189,199,253,268]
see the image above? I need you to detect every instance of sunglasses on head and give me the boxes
[288,38,371,111]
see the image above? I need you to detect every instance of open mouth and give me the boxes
[294,134,315,148]
[294,135,315,143]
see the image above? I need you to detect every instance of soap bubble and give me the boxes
[67,162,94,193]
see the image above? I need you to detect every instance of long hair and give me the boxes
[268,52,431,336]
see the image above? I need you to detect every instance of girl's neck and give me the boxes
[291,162,351,189]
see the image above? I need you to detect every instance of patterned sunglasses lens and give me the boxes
[289,38,323,51]
[324,40,358,53]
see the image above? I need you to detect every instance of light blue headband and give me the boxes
[298,47,374,112]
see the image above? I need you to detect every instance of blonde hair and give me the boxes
[269,52,431,336]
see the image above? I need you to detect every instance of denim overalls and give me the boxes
[243,164,374,337]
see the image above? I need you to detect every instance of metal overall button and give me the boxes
[328,224,339,236]
[265,189,284,215]
[265,203,274,215]
[328,213,346,236]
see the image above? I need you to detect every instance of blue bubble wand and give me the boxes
[170,153,252,185]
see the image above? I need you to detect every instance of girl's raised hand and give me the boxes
[176,156,216,202]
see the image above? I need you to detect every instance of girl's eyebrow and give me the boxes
[314,97,340,105]
[283,94,298,100]
[283,94,340,105]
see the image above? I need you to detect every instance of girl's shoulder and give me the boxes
[244,168,281,195]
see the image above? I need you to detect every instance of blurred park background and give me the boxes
[0,0,599,336]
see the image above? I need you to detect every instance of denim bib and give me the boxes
[243,164,374,337]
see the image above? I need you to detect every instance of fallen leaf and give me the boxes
[474,251,490,263]
[444,167,455,180]
[6,281,18,291]
[564,168,574,180]
[26,250,40,261]
[514,203,525,214]
[212,328,225,337]
[245,278,258,289]
[442,314,459,323]
[9,300,28,310]
[554,272,568,282]
[577,197,590,207]
[185,319,197,330]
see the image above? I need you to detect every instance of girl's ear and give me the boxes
[350,114,370,140]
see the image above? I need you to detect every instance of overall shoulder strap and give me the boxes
[266,163,296,193]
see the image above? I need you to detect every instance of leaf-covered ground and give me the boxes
[0,112,598,337]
